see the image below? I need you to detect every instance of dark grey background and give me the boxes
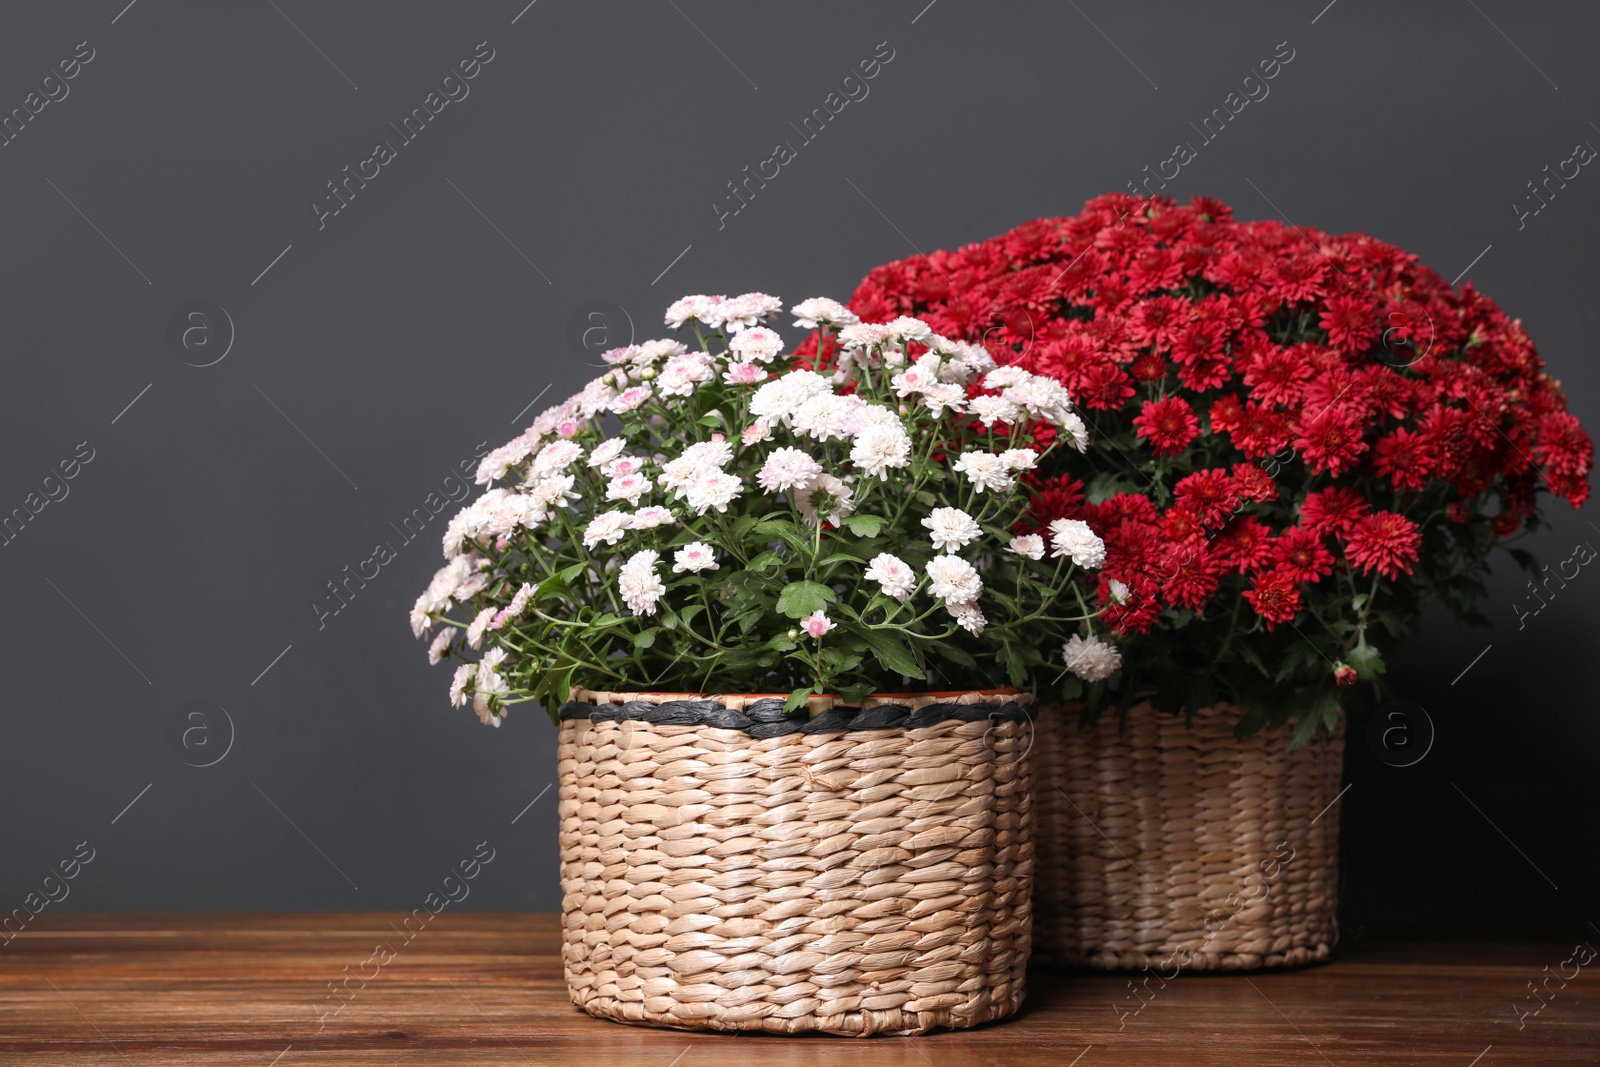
[2,0,1594,929]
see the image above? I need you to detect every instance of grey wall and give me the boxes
[1,0,1595,927]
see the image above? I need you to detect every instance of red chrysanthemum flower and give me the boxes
[1345,511,1422,579]
[1174,468,1239,528]
[1099,572,1162,635]
[1295,406,1368,477]
[1162,543,1225,611]
[1242,345,1315,406]
[1274,527,1336,584]
[1160,506,1207,544]
[1212,516,1276,572]
[1373,427,1434,491]
[1318,293,1379,354]
[1298,487,1371,539]
[1133,396,1200,456]
[1230,461,1278,504]
[1245,569,1303,628]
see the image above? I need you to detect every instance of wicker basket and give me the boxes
[1031,698,1344,972]
[556,687,1035,1036]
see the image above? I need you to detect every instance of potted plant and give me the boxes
[849,194,1594,971]
[411,293,1113,1033]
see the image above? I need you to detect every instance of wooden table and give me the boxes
[1,915,1593,1065]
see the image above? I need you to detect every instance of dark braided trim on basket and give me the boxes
[557,697,1034,738]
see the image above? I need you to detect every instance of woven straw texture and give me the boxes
[557,688,1035,1036]
[1032,699,1344,972]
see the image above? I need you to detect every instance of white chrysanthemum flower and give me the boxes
[1009,534,1045,560]
[723,361,768,386]
[850,425,911,479]
[1000,448,1039,472]
[838,322,893,350]
[925,554,983,605]
[629,506,675,529]
[466,606,497,649]
[672,541,719,574]
[473,691,501,727]
[427,628,452,664]
[791,297,860,330]
[412,555,474,635]
[741,420,775,445]
[794,473,854,528]
[948,600,986,635]
[474,432,539,486]
[969,395,1021,428]
[1057,411,1089,452]
[659,438,734,493]
[983,366,1031,390]
[757,447,823,493]
[531,399,577,437]
[922,507,982,552]
[637,338,687,363]
[587,438,626,468]
[952,452,1014,493]
[531,440,583,479]
[1004,375,1075,426]
[606,455,644,478]
[476,646,509,693]
[606,472,651,507]
[792,393,858,442]
[575,377,617,418]
[1063,633,1122,682]
[682,470,742,515]
[918,382,968,417]
[1108,579,1131,604]
[664,294,723,329]
[618,549,666,615]
[946,339,997,378]
[886,316,934,344]
[505,582,533,618]
[449,662,475,707]
[657,352,716,397]
[722,292,782,331]
[583,510,631,550]
[601,344,640,366]
[527,473,578,513]
[749,369,832,426]
[889,354,941,397]
[864,553,916,601]
[610,384,653,413]
[729,326,783,364]
[1049,518,1106,569]
[802,609,833,638]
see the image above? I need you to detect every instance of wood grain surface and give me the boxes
[0,914,1594,1065]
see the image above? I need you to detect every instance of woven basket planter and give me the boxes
[1031,698,1344,972]
[556,687,1035,1036]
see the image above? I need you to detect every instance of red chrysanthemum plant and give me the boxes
[846,193,1593,743]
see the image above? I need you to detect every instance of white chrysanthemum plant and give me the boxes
[413,292,1119,726]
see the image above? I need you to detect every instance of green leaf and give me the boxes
[1001,642,1027,688]
[765,632,798,652]
[1347,639,1386,680]
[844,514,885,538]
[820,648,862,673]
[753,519,812,556]
[858,627,922,678]
[632,628,658,650]
[784,687,813,712]
[698,414,724,428]
[930,642,977,669]
[747,550,784,573]
[776,581,835,619]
